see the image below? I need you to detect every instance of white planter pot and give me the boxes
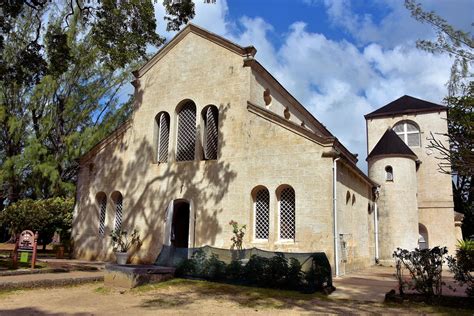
[115,252,129,265]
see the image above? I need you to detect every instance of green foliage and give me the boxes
[405,1,473,238]
[404,0,473,94]
[203,254,227,281]
[110,229,141,253]
[446,240,474,297]
[0,197,73,244]
[393,247,448,300]
[163,0,196,31]
[175,251,329,293]
[229,220,246,250]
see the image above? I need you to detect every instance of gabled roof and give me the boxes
[367,129,417,161]
[134,23,257,78]
[365,95,446,119]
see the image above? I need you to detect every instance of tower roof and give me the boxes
[367,129,417,161]
[365,95,446,119]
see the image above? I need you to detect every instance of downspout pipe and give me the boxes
[333,157,341,277]
[373,187,380,263]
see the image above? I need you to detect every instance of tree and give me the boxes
[0,1,196,204]
[405,0,473,238]
[0,197,74,249]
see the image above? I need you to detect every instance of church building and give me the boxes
[72,24,461,275]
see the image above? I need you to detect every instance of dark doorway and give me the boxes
[171,200,190,248]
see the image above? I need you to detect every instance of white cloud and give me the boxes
[143,1,460,171]
[226,19,452,170]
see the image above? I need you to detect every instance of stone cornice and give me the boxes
[247,101,334,147]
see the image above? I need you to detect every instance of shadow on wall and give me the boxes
[73,85,237,263]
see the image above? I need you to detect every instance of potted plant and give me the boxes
[110,229,141,265]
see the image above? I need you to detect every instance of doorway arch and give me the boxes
[164,199,195,249]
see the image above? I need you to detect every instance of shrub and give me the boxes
[286,257,303,290]
[393,247,448,300]
[243,255,269,286]
[226,260,244,280]
[203,254,226,281]
[303,255,330,293]
[447,240,474,297]
[175,258,197,277]
[265,254,289,288]
[0,197,73,248]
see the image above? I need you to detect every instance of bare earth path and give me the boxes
[0,279,470,315]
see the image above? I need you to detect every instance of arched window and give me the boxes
[96,192,107,236]
[202,105,219,160]
[111,191,123,233]
[253,187,270,240]
[278,186,295,240]
[155,112,170,163]
[419,224,429,249]
[385,166,393,181]
[393,121,420,147]
[176,101,196,161]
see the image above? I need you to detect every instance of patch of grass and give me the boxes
[94,286,112,294]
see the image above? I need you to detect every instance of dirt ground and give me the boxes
[0,279,472,315]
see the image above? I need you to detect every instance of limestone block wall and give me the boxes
[366,111,457,253]
[73,29,376,274]
[336,162,375,274]
[368,156,419,260]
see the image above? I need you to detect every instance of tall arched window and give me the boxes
[277,186,295,240]
[96,192,107,236]
[253,187,270,240]
[155,112,170,163]
[393,121,420,147]
[202,105,219,160]
[385,166,393,181]
[176,101,196,161]
[111,191,123,232]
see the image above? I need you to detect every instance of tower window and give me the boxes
[385,166,393,181]
[393,121,420,147]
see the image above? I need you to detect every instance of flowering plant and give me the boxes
[110,229,141,253]
[229,220,246,250]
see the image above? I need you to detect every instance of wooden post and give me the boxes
[12,233,19,269]
[31,231,38,269]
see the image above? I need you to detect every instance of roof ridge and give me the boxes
[365,95,446,119]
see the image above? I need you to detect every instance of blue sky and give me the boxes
[141,0,473,170]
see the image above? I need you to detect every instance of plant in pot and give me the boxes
[110,229,141,265]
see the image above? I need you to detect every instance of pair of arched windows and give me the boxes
[96,191,123,236]
[155,101,219,163]
[253,185,296,241]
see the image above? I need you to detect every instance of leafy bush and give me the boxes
[225,260,243,280]
[393,247,448,300]
[203,254,226,281]
[447,240,474,297]
[110,229,141,252]
[0,197,73,248]
[243,255,269,286]
[174,251,330,293]
[175,258,197,277]
[303,255,331,293]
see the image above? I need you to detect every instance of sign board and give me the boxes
[12,230,38,269]
[20,252,29,263]
[18,230,35,251]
